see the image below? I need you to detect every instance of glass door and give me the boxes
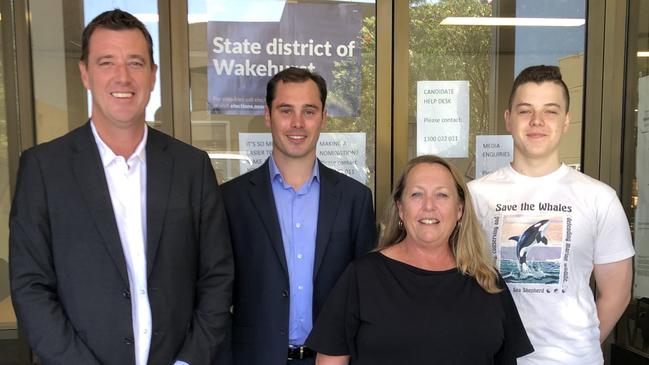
[614,1,649,363]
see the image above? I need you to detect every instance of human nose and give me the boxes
[529,110,543,126]
[115,63,130,83]
[423,195,435,211]
[290,112,304,128]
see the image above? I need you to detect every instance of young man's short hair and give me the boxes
[266,67,327,110]
[508,65,570,112]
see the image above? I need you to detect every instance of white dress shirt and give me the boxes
[91,122,151,365]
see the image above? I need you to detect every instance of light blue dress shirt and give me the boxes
[269,156,320,346]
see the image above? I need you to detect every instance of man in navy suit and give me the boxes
[10,9,233,365]
[221,67,376,364]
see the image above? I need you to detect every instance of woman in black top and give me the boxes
[306,155,533,364]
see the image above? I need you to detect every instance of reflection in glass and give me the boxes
[188,0,376,189]
[0,7,15,332]
[618,0,649,357]
[407,0,585,178]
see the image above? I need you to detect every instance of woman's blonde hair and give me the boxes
[378,155,501,293]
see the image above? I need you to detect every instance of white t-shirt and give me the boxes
[468,164,635,365]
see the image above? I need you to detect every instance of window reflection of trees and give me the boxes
[329,11,376,191]
[409,0,493,175]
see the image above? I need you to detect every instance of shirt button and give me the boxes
[297,253,303,259]
[143,329,148,334]
[296,223,301,228]
[298,285,303,290]
[122,290,131,299]
[124,337,134,345]
[139,290,146,295]
[282,290,289,297]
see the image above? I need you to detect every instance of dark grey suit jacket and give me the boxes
[220,159,376,365]
[9,123,234,365]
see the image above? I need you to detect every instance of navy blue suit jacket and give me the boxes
[10,123,234,365]
[221,159,376,365]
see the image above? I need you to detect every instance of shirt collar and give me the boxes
[268,155,320,189]
[91,121,148,168]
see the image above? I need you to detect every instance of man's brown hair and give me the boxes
[508,65,570,111]
[80,9,154,66]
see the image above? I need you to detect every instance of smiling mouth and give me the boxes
[527,133,546,138]
[111,92,134,98]
[419,218,440,225]
[287,135,306,140]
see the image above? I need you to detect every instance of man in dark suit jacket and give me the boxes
[221,67,376,365]
[9,10,233,365]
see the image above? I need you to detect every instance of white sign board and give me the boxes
[634,75,649,298]
[416,80,470,158]
[475,135,513,178]
[239,132,368,184]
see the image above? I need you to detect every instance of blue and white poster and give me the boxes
[207,2,362,116]
[475,135,513,178]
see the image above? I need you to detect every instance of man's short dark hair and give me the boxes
[266,67,327,110]
[508,65,570,112]
[80,9,155,66]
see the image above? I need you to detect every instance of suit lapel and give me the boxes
[248,161,289,276]
[71,123,129,285]
[145,128,173,277]
[313,162,341,277]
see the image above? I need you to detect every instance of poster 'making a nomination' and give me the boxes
[207,2,362,117]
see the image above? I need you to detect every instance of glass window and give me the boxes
[617,0,649,358]
[30,0,161,144]
[187,0,377,191]
[406,0,585,177]
[0,5,14,333]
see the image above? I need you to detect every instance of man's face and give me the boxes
[505,81,570,162]
[264,80,327,163]
[79,28,157,130]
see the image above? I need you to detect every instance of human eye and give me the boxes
[98,59,113,67]
[436,192,449,199]
[128,60,145,69]
[410,191,422,198]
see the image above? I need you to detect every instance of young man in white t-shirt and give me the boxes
[468,65,634,364]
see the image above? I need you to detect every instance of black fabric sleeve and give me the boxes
[9,150,102,364]
[494,277,534,364]
[176,152,234,364]
[306,263,360,357]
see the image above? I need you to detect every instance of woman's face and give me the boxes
[397,163,463,248]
